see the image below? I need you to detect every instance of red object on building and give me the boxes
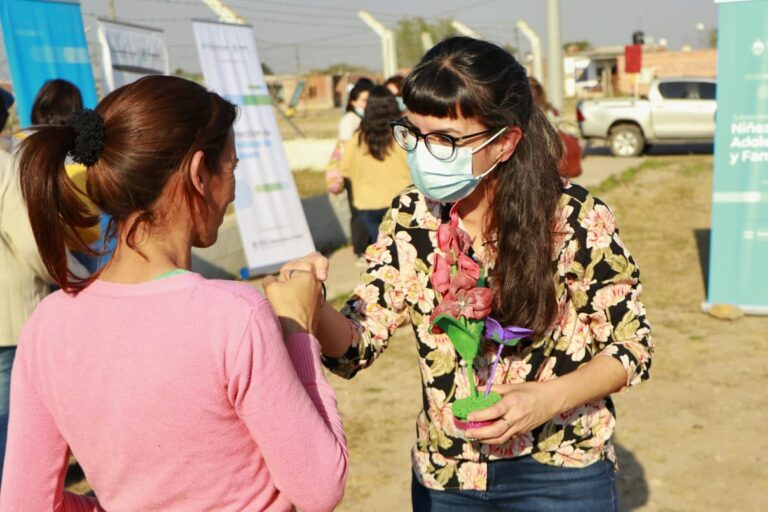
[625,44,642,73]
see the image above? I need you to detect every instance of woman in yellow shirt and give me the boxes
[340,86,412,243]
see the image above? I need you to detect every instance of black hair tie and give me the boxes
[66,108,105,166]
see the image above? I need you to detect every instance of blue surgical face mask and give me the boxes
[396,97,406,112]
[407,127,508,202]
[354,107,365,117]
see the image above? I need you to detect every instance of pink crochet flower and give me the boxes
[431,254,452,295]
[448,270,477,297]
[430,287,494,333]
[457,253,481,281]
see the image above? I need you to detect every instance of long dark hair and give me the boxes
[402,37,564,338]
[358,85,401,161]
[19,75,237,294]
[31,79,83,125]
[345,78,373,113]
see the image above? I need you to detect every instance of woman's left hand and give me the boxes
[464,382,565,445]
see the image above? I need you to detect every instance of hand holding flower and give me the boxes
[465,382,563,445]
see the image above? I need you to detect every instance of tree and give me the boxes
[172,68,204,84]
[262,62,274,76]
[563,40,592,54]
[312,62,374,75]
[501,43,519,60]
[395,17,458,68]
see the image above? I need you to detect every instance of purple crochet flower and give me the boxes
[483,318,533,397]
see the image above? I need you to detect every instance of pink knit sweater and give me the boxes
[0,273,347,511]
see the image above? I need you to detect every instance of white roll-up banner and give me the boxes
[97,18,169,93]
[192,19,314,277]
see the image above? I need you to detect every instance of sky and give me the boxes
[0,0,719,79]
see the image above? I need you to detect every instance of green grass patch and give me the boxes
[679,159,713,176]
[590,157,710,196]
[591,159,664,195]
[292,170,327,199]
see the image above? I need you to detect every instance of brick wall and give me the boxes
[617,48,717,95]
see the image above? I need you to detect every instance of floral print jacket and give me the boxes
[322,181,653,491]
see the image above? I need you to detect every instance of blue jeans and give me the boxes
[358,208,389,244]
[411,456,618,512]
[0,346,16,485]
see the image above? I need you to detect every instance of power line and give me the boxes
[229,0,401,19]
[227,5,386,24]
[132,0,401,21]
[435,0,505,16]
[260,28,373,49]
[121,14,361,30]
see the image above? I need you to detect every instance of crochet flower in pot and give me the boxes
[430,204,532,428]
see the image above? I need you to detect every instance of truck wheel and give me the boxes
[609,125,645,157]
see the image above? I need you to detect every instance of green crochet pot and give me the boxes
[432,314,501,424]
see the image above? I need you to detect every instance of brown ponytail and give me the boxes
[19,125,100,291]
[19,75,237,294]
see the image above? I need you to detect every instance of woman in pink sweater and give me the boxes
[0,75,347,511]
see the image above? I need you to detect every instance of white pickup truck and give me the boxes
[576,77,717,156]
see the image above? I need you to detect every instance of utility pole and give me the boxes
[546,0,564,111]
[421,31,434,53]
[108,0,116,20]
[451,20,481,39]
[515,20,542,81]
[358,11,397,79]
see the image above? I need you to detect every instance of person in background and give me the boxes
[528,76,559,124]
[384,74,406,112]
[340,85,411,243]
[0,89,13,153]
[328,78,374,265]
[529,76,583,179]
[0,90,34,487]
[1,75,347,511]
[30,79,83,126]
[0,91,87,487]
[338,78,373,142]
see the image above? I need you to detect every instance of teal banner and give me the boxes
[708,0,768,312]
[0,0,97,127]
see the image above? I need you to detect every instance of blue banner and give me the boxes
[708,0,768,313]
[0,0,97,127]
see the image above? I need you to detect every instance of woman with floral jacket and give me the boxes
[280,37,652,511]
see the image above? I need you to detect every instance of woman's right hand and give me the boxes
[278,252,329,282]
[262,255,328,336]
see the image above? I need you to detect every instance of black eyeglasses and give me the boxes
[390,118,496,161]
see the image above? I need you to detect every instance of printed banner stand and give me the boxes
[0,0,97,127]
[192,19,315,277]
[705,0,768,314]
[97,18,169,93]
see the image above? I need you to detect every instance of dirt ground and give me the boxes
[328,155,768,511]
[62,145,767,509]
